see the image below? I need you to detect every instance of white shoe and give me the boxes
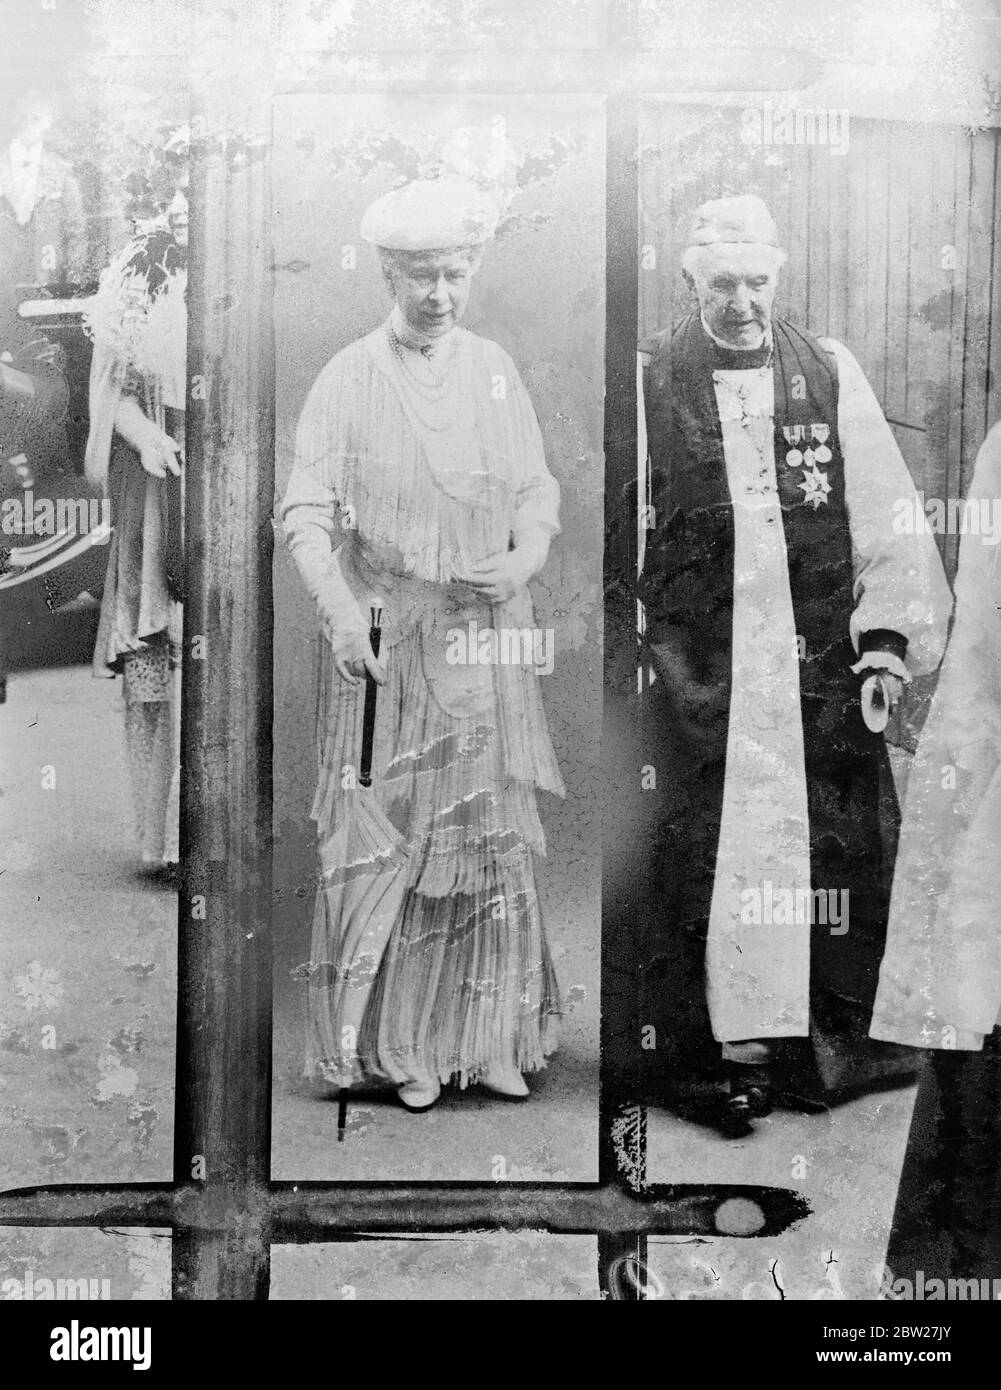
[481,1067,529,1099]
[397,1078,441,1111]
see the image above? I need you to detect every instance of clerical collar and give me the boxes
[10,136,43,168]
[389,304,455,355]
[699,313,773,370]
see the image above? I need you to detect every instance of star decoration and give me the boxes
[798,465,831,509]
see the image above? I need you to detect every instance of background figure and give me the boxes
[0,78,87,351]
[0,52,90,700]
[82,133,188,873]
[282,176,565,1112]
[639,195,952,1135]
[0,0,90,345]
[871,420,1001,1287]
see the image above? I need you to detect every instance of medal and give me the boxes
[782,423,806,467]
[810,423,832,463]
[799,466,832,509]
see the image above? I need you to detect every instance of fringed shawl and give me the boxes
[287,320,565,798]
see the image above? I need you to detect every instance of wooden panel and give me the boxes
[863,121,891,403]
[915,125,961,554]
[844,122,870,379]
[904,125,937,436]
[805,140,829,336]
[884,125,912,425]
[783,141,810,326]
[961,130,999,502]
[173,18,277,1300]
[941,135,973,574]
[990,132,1001,435]
[825,132,851,346]
[637,105,999,585]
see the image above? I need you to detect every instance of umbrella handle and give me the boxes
[359,623,381,788]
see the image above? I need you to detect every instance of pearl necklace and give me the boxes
[386,321,463,433]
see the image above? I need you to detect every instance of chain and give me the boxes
[713,360,775,485]
[386,322,462,433]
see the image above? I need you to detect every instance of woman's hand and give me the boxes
[114,397,182,478]
[456,547,543,605]
[137,429,182,479]
[333,634,386,687]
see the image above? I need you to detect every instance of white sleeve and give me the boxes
[869,424,1001,1049]
[280,363,368,653]
[825,337,953,675]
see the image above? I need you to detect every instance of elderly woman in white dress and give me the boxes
[281,178,565,1111]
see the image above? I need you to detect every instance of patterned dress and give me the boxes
[282,309,565,1088]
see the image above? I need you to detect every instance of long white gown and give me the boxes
[282,309,565,1088]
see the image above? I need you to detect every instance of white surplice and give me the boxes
[870,421,1001,1051]
[705,364,812,1041]
[697,336,952,1043]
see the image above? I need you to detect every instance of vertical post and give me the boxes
[601,65,646,1295]
[989,132,1001,437]
[172,8,276,1300]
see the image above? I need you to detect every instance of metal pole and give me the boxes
[600,45,648,1292]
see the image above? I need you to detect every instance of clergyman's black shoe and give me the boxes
[719,1092,754,1138]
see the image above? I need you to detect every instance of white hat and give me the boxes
[687,195,780,248]
[360,177,501,251]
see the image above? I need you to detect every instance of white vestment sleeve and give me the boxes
[824,338,953,675]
